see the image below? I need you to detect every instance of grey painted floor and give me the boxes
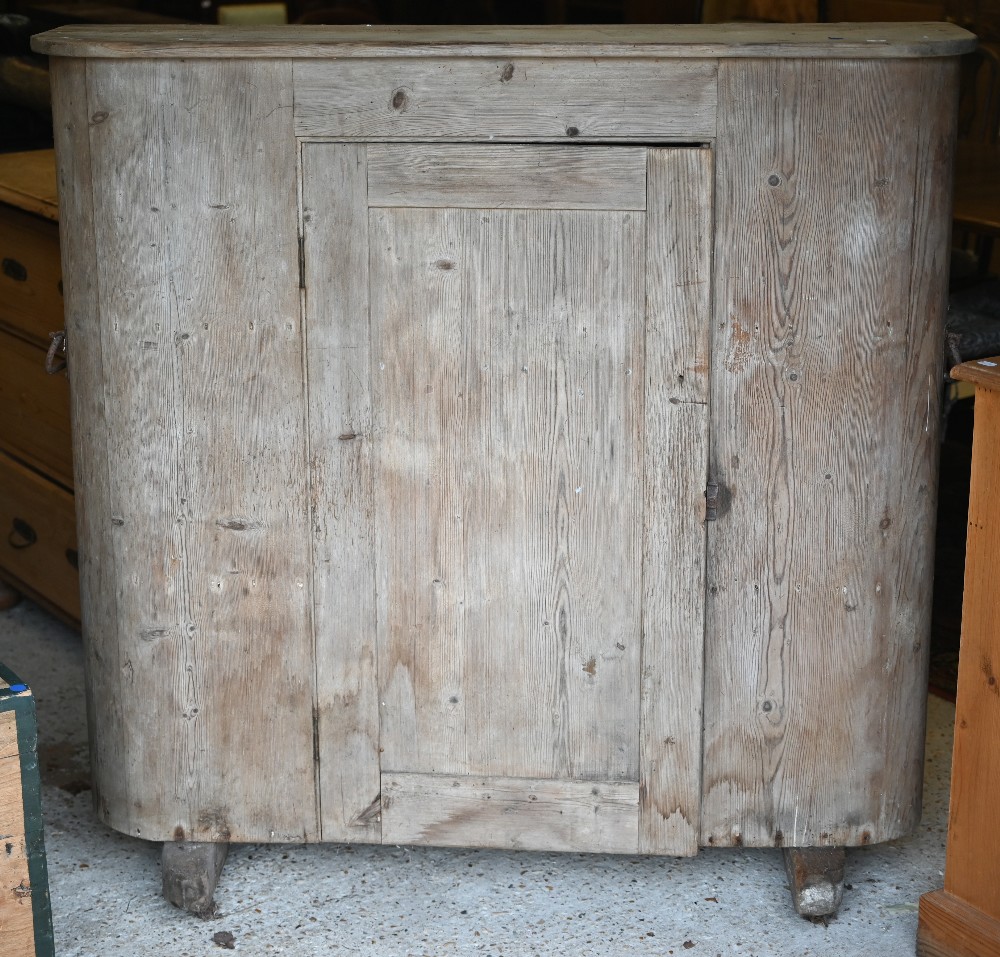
[1,599,953,957]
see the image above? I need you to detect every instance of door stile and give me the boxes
[301,143,383,843]
[639,147,713,855]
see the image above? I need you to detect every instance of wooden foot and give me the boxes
[161,841,229,917]
[0,579,22,611]
[783,846,846,918]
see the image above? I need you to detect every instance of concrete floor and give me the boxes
[1,598,954,957]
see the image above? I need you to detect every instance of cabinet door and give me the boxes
[302,144,711,855]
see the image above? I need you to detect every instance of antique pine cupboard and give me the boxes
[33,22,975,915]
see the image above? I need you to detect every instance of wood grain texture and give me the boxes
[0,710,33,957]
[31,22,976,60]
[917,890,1000,957]
[0,451,79,622]
[83,59,317,843]
[943,383,1000,917]
[370,202,645,784]
[49,55,126,824]
[639,148,712,855]
[701,57,956,848]
[367,145,647,210]
[294,59,716,142]
[0,150,58,221]
[301,143,381,844]
[381,773,639,853]
[952,356,1000,391]
[0,204,63,348]
[0,330,73,486]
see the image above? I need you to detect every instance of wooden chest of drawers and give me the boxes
[0,151,80,626]
[34,21,974,914]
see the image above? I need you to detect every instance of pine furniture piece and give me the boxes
[0,665,55,957]
[33,21,975,917]
[917,357,1000,957]
[0,150,80,626]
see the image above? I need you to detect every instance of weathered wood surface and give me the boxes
[917,890,1000,957]
[367,145,647,210]
[0,710,33,957]
[370,201,646,783]
[32,22,976,59]
[294,59,716,142]
[783,846,846,917]
[50,56,123,822]
[941,377,1000,918]
[638,148,711,856]
[701,57,956,848]
[161,840,229,916]
[79,59,317,842]
[381,773,639,853]
[301,143,382,845]
[46,40,963,858]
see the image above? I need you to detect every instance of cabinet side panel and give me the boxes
[84,59,317,842]
[301,143,382,843]
[639,148,712,855]
[50,57,129,831]
[703,58,954,847]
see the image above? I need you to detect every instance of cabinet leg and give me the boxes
[162,841,229,917]
[0,579,22,611]
[783,846,846,918]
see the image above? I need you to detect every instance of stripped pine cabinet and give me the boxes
[33,21,974,917]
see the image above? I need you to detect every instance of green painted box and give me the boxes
[0,665,54,957]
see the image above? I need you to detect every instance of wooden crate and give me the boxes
[0,666,54,957]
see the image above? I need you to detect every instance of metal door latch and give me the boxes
[45,331,67,376]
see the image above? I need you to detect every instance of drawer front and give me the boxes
[0,329,73,487]
[0,451,79,622]
[294,58,717,141]
[0,204,63,348]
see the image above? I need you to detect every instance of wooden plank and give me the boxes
[917,890,1000,957]
[0,451,79,622]
[701,57,954,848]
[49,55,125,826]
[85,59,317,843]
[31,22,976,60]
[381,773,639,853]
[294,59,717,141]
[0,711,33,957]
[943,383,1000,917]
[0,204,63,348]
[371,204,645,785]
[638,148,712,856]
[367,145,647,210]
[301,143,382,844]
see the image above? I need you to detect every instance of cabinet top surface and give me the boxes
[32,22,975,59]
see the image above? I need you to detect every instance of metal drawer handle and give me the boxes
[45,331,67,375]
[2,257,27,281]
[8,518,37,550]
